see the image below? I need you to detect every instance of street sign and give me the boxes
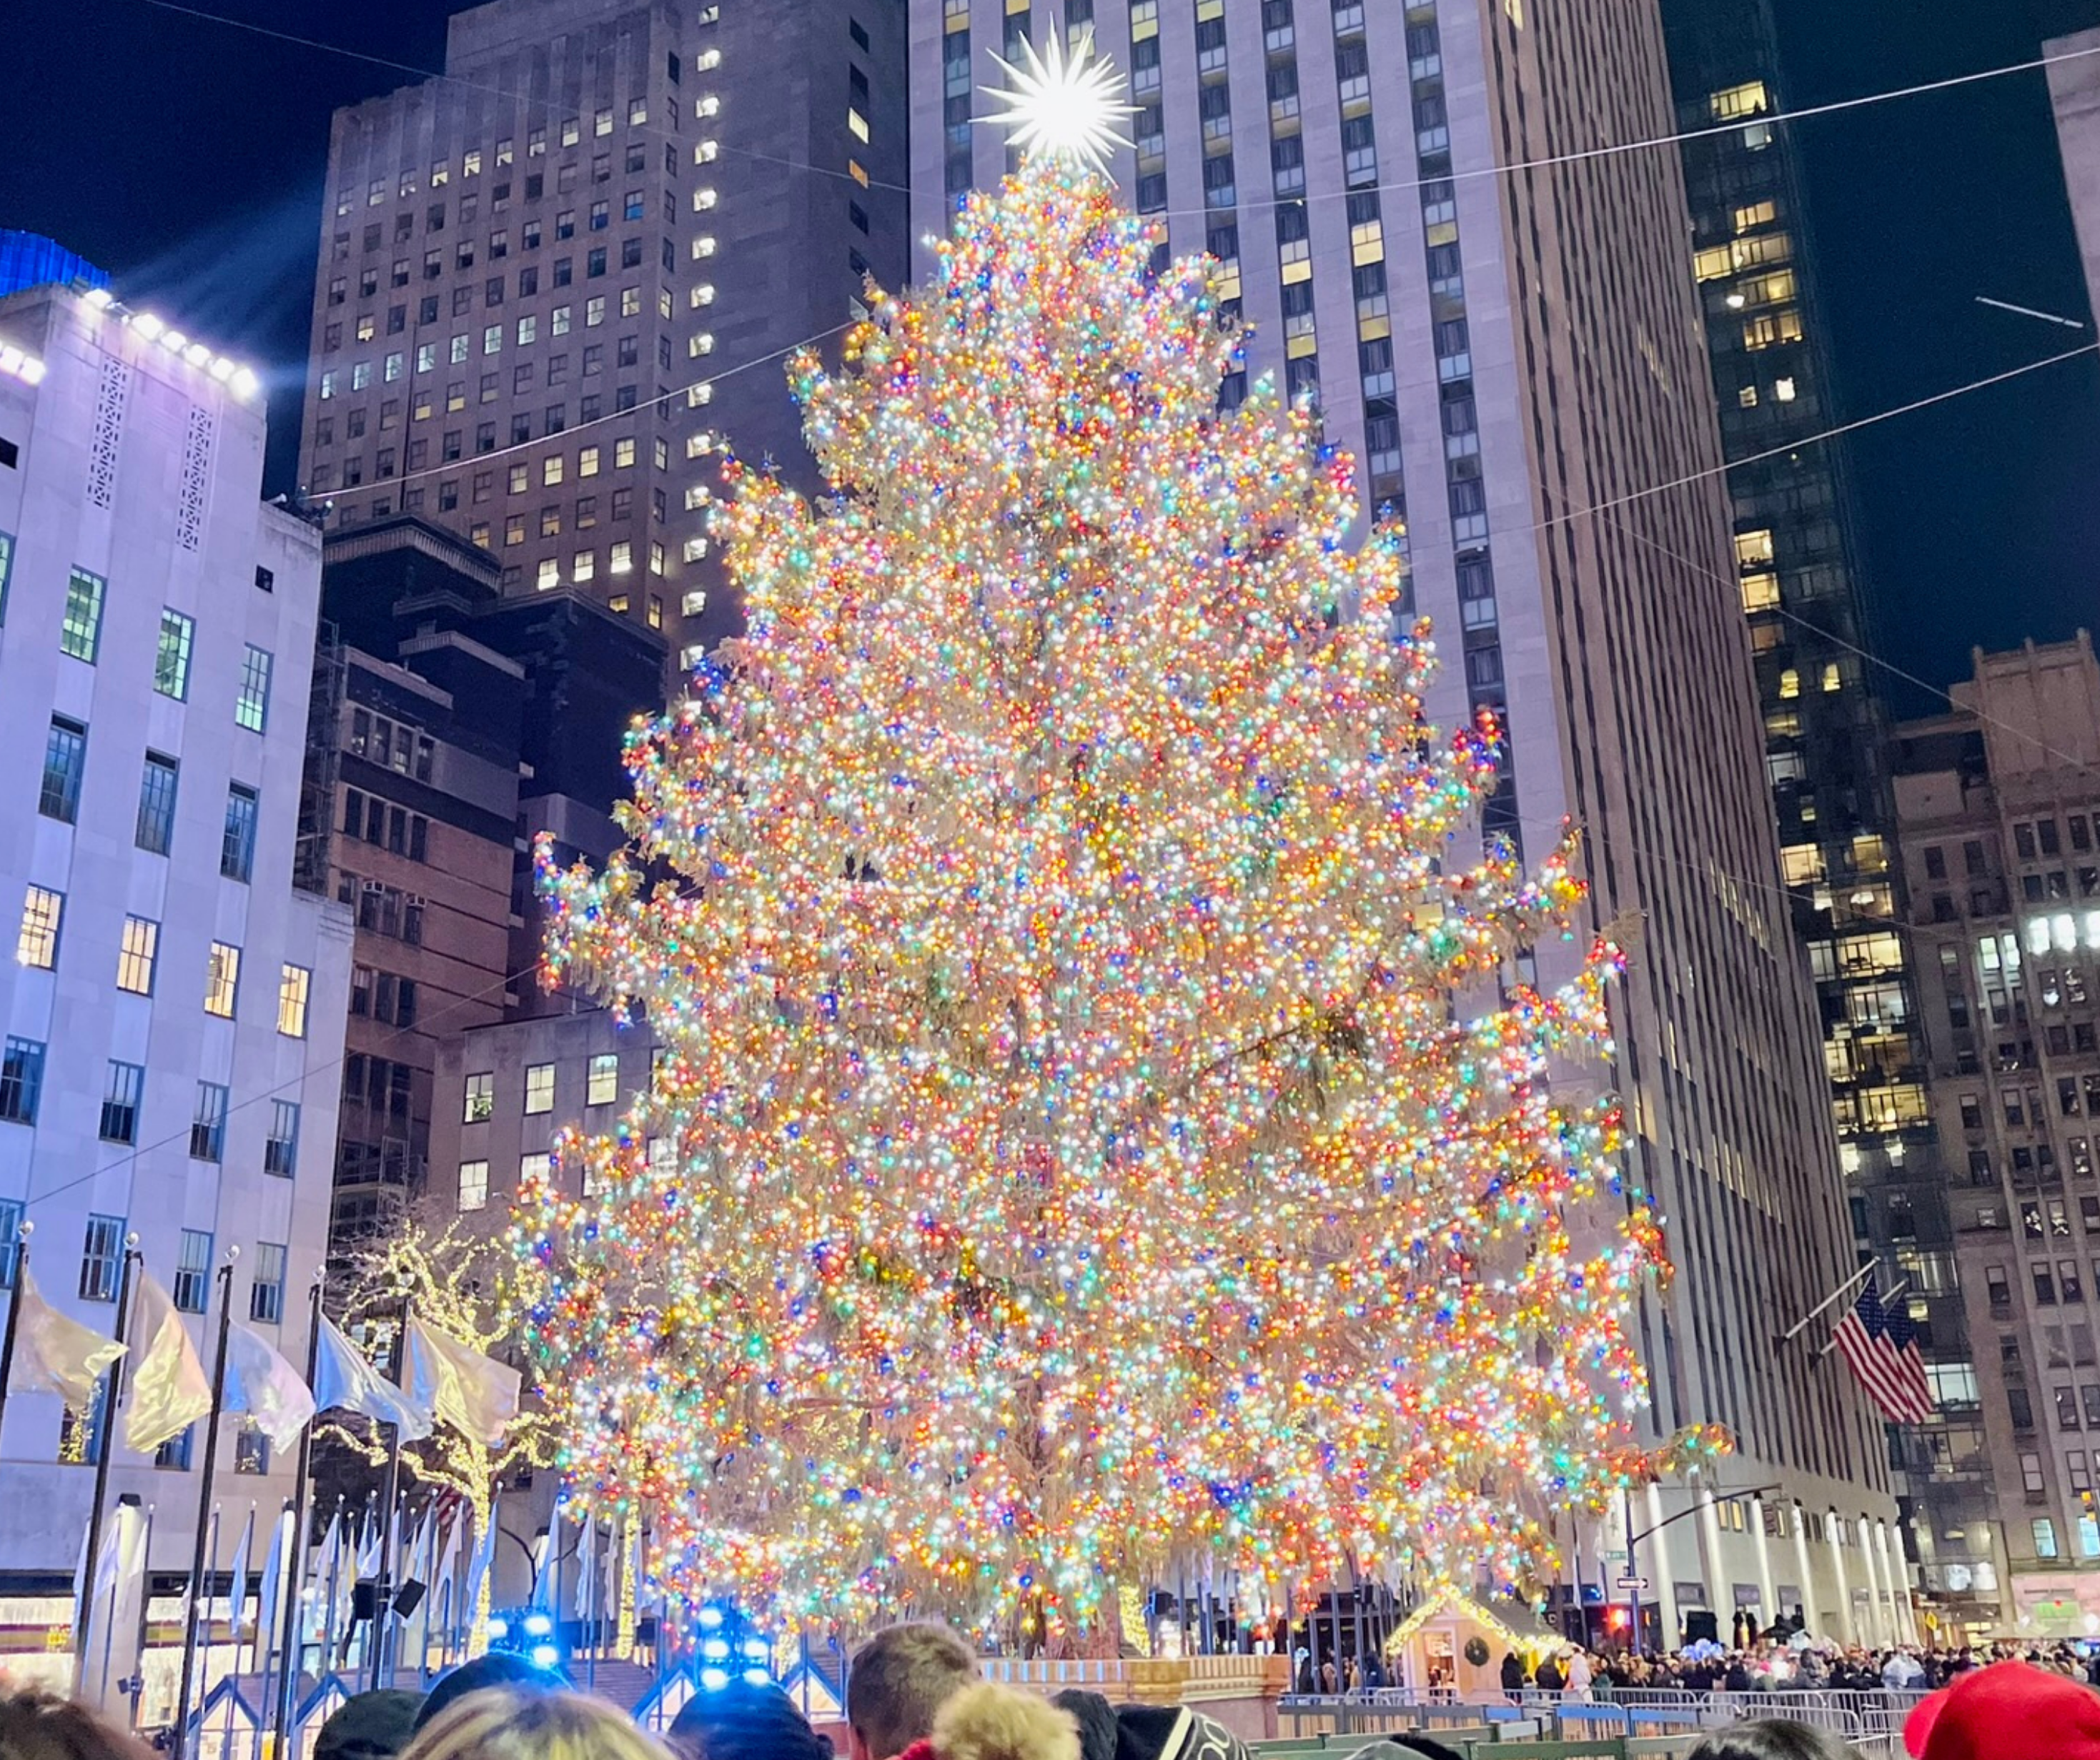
[1615,1575,1650,1592]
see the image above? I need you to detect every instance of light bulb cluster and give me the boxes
[511,156,1668,1627]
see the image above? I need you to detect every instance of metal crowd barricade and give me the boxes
[1272,1684,1931,1755]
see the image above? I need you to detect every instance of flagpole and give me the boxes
[323,1498,345,1670]
[76,1240,143,1698]
[129,1501,155,1730]
[173,1252,240,1760]
[272,1278,325,1749]
[94,1497,135,1716]
[192,1506,222,1742]
[1773,1261,1876,1351]
[255,1501,290,1760]
[370,1293,411,1691]
[226,1508,252,1759]
[1818,1278,1911,1363]
[0,1224,33,1447]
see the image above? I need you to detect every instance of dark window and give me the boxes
[0,1038,45,1125]
[79,1214,124,1301]
[40,717,86,822]
[222,784,259,882]
[173,1230,212,1313]
[99,1062,144,1145]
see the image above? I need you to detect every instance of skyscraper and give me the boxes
[909,0,1900,1640]
[1891,634,2100,1636]
[297,0,910,683]
[1660,0,2002,1631]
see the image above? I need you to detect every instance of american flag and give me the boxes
[1833,1274,1936,1424]
[1881,1299,1937,1423]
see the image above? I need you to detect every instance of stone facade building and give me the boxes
[1893,634,2100,1639]
[0,272,353,1594]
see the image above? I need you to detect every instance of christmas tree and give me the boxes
[517,36,1668,1631]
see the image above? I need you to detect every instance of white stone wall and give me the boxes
[0,284,354,1586]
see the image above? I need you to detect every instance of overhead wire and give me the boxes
[16,945,602,1220]
[132,0,2100,228]
[380,323,856,491]
[74,0,2098,1203]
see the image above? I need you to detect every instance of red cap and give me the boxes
[1905,1662,2100,1760]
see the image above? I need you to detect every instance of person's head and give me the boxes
[1906,1661,2100,1760]
[0,1693,154,1760]
[318,1692,430,1760]
[402,1690,672,1760]
[1045,1692,1114,1760]
[667,1679,828,1760]
[912,1684,1074,1760]
[846,1623,979,1760]
[1348,1739,1464,1760]
[415,1656,569,1733]
[1686,1723,1859,1760]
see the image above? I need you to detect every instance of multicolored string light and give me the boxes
[512,156,1670,1627]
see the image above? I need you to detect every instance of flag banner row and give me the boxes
[4,1273,520,1451]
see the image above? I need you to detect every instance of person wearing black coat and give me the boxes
[1535,1656,1565,1692]
[1499,1653,1525,1694]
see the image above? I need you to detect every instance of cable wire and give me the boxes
[132,0,2100,231]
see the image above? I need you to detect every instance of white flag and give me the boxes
[573,1512,595,1619]
[122,1274,212,1454]
[431,1512,462,1639]
[255,1506,293,1670]
[356,1507,383,1579]
[529,1530,555,1613]
[70,1521,91,1638]
[406,1316,520,1444]
[306,1511,341,1646]
[224,1321,316,1452]
[330,1513,359,1645]
[314,1316,433,1443]
[409,1504,444,1669]
[84,1501,149,1716]
[8,1267,125,1407]
[225,1506,255,1635]
[463,1497,498,1627]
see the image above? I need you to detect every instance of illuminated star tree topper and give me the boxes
[518,142,1673,1634]
[979,25,1137,172]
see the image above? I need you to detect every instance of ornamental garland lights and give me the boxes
[513,151,1671,1628]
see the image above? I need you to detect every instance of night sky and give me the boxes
[4,0,2098,711]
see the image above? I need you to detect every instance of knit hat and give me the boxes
[1904,1661,2100,1760]
[314,1691,426,1760]
[895,1684,1079,1760]
[412,1653,568,1731]
[668,1677,831,1760]
[1048,1691,1118,1760]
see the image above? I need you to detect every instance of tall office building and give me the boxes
[1891,635,2100,1637]
[1660,0,2001,1631]
[2047,27,2100,322]
[297,0,911,683]
[299,516,665,1241]
[299,519,527,1239]
[0,269,352,1678]
[909,0,1901,1640]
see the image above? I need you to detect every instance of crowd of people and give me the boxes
[1,1619,2099,1760]
[1492,1636,2100,1697]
